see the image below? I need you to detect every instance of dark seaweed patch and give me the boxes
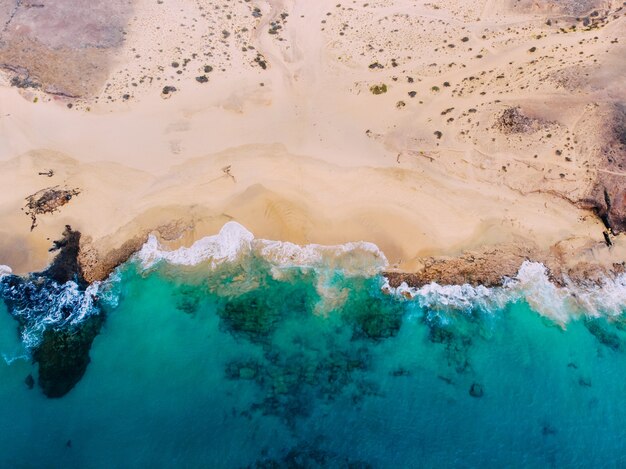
[248,441,373,469]
[584,319,621,351]
[34,314,104,398]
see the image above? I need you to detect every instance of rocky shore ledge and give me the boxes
[384,239,626,289]
[76,223,626,290]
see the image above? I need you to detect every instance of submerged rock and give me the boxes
[24,374,34,390]
[346,294,404,341]
[34,314,104,398]
[469,382,484,398]
[248,442,373,469]
[428,322,472,373]
[173,285,202,315]
[584,319,621,351]
[219,295,281,341]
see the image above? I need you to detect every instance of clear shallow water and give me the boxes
[1,257,626,468]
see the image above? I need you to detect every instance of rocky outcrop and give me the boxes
[384,238,626,288]
[43,225,85,285]
[576,103,626,234]
[34,314,104,398]
[493,107,543,135]
[385,244,536,288]
[79,235,147,284]
[0,226,103,398]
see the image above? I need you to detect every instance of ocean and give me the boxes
[1,222,625,468]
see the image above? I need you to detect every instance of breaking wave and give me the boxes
[0,272,120,350]
[136,221,388,277]
[385,261,626,324]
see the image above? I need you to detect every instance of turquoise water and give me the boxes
[1,256,626,468]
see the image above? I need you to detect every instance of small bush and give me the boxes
[370,84,388,95]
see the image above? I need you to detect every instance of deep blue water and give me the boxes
[1,257,626,468]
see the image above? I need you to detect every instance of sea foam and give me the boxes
[137,221,255,268]
[386,261,626,324]
[136,221,388,276]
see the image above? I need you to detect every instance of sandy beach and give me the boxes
[0,0,625,283]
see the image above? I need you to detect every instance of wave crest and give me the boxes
[136,221,388,277]
[0,273,119,349]
[385,261,626,324]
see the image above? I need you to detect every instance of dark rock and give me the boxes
[34,314,104,398]
[24,374,34,389]
[162,85,177,95]
[469,382,484,398]
[391,367,411,377]
[218,295,281,341]
[24,187,80,231]
[173,285,201,314]
[576,104,626,234]
[348,297,403,341]
[44,226,85,286]
[10,74,41,90]
[542,424,557,436]
[493,107,542,134]
[584,319,621,351]
[428,323,472,373]
[195,75,208,83]
[437,375,454,385]
[248,442,373,469]
[254,55,267,70]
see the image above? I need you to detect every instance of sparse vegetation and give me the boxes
[370,84,388,95]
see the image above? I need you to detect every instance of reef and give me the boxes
[248,441,373,468]
[34,314,104,397]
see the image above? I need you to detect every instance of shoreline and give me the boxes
[4,218,624,291]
